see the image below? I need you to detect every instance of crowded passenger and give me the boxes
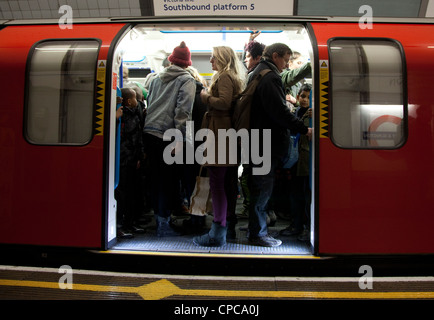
[272,51,312,222]
[281,51,312,106]
[243,30,264,74]
[144,57,170,92]
[143,41,196,237]
[192,46,246,247]
[116,87,146,238]
[123,66,148,100]
[181,66,209,234]
[247,43,312,247]
[116,34,314,249]
[280,83,312,241]
[131,86,146,129]
[237,32,267,221]
[130,85,151,224]
[122,66,134,88]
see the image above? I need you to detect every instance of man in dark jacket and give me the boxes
[247,43,312,247]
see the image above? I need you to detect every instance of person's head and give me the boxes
[162,57,170,68]
[186,66,208,87]
[121,87,138,108]
[209,46,245,95]
[297,83,311,108]
[210,46,239,73]
[263,43,292,73]
[244,41,265,71]
[131,86,144,102]
[288,51,306,70]
[168,41,192,68]
[123,66,129,79]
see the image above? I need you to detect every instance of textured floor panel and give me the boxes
[111,221,311,255]
[111,195,311,255]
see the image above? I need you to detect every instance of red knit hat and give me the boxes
[168,41,192,67]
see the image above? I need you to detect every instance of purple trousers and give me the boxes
[208,166,238,227]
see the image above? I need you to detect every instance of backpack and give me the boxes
[232,69,271,131]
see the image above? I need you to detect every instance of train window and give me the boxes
[25,40,100,145]
[329,39,406,149]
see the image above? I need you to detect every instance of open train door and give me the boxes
[0,22,128,249]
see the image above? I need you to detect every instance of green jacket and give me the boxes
[281,63,312,97]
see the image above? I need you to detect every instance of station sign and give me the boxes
[153,0,294,16]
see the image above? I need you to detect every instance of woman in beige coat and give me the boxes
[193,46,245,247]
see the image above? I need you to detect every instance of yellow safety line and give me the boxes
[1,278,433,300]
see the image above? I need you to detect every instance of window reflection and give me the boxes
[26,40,100,145]
[330,39,406,149]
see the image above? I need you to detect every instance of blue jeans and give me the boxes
[248,157,279,238]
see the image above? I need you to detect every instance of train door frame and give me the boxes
[106,20,319,256]
[105,24,134,249]
[306,23,320,255]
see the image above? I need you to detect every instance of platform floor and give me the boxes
[1,265,434,302]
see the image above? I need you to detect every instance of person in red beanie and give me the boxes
[168,41,192,67]
[143,41,196,237]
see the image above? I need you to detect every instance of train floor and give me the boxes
[110,197,312,256]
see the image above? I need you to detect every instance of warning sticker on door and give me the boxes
[95,60,106,136]
[319,60,329,138]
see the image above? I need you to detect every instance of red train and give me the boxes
[1,16,433,258]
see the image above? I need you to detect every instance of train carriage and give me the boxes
[0,15,433,258]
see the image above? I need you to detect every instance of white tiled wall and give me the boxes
[0,0,141,19]
[426,0,434,17]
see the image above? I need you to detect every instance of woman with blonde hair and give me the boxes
[193,46,245,247]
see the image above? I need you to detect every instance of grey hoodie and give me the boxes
[144,65,196,139]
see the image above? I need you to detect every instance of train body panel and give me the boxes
[312,22,434,254]
[1,18,434,256]
[0,23,126,247]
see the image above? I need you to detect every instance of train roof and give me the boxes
[3,15,434,26]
